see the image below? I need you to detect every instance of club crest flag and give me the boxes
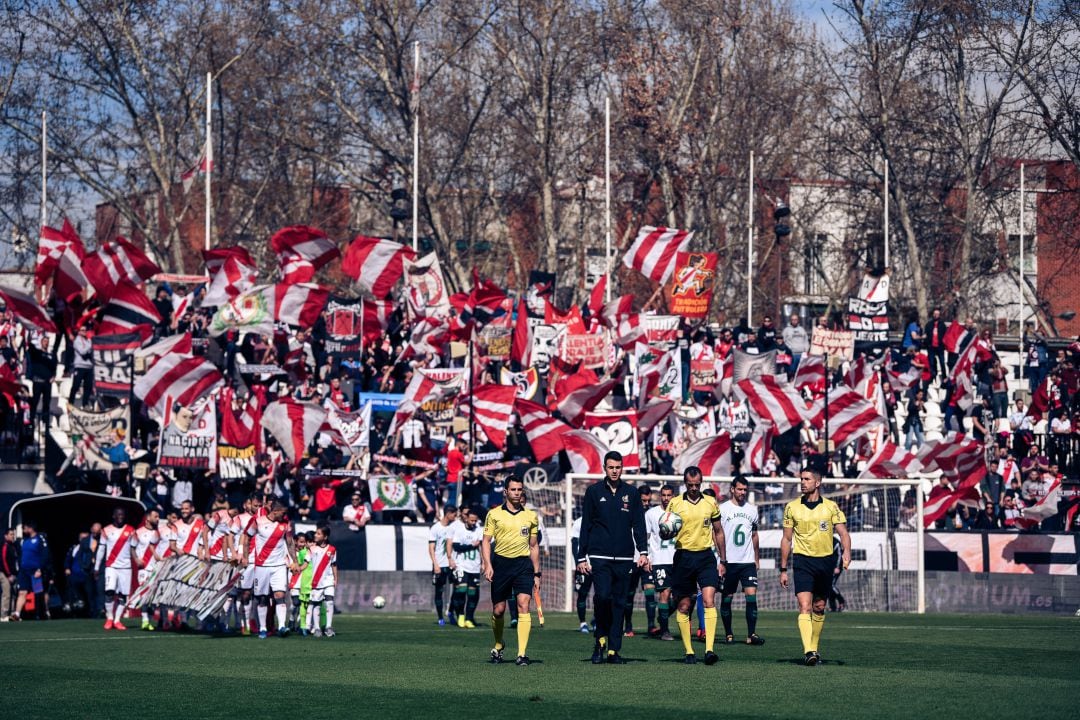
[209,285,274,337]
[368,475,416,512]
[667,251,717,321]
[403,252,451,319]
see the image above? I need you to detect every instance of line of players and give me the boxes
[428,505,487,628]
[94,495,338,639]
[572,478,763,647]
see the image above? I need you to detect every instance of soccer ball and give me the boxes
[372,595,386,609]
[658,511,683,539]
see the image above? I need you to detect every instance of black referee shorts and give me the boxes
[671,549,720,599]
[721,562,758,595]
[793,554,834,598]
[490,555,534,603]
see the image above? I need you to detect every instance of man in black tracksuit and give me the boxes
[576,450,649,665]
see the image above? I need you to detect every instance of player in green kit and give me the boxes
[289,531,313,634]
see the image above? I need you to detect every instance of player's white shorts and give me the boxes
[253,565,288,595]
[105,567,132,597]
[240,564,256,590]
[309,586,335,603]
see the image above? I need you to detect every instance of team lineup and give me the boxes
[424,451,852,667]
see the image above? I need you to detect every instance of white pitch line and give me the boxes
[0,634,164,643]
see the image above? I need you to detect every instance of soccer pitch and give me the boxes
[2,612,1076,719]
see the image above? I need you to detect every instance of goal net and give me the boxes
[532,474,926,614]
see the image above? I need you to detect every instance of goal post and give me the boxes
[553,473,927,615]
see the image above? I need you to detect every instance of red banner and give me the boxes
[584,411,640,470]
[667,251,718,320]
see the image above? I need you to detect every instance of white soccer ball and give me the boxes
[658,511,683,539]
[372,595,387,609]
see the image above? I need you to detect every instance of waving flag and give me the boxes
[270,226,339,273]
[202,255,257,307]
[792,353,826,393]
[821,387,885,449]
[623,226,694,284]
[516,399,570,462]
[261,399,326,464]
[510,299,532,370]
[1015,478,1062,530]
[203,246,254,276]
[83,237,161,298]
[341,236,416,299]
[97,282,161,335]
[0,286,57,333]
[557,379,617,428]
[469,384,517,450]
[673,433,732,476]
[389,368,464,435]
[37,219,86,287]
[743,422,775,473]
[734,375,806,434]
[859,441,922,479]
[563,430,609,474]
[53,246,90,302]
[636,399,675,436]
[133,354,224,418]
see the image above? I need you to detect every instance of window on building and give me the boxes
[1006,234,1036,275]
[803,234,827,295]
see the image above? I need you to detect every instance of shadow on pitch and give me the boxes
[775,657,847,666]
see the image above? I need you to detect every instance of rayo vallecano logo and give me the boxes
[377,478,409,508]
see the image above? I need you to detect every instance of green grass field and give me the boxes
[1,612,1077,719]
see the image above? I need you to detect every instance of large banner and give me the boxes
[477,315,512,359]
[368,474,416,513]
[849,273,890,344]
[326,296,365,356]
[158,398,217,470]
[643,315,680,345]
[668,251,718,321]
[418,368,464,426]
[92,332,143,397]
[809,328,855,360]
[325,402,372,450]
[585,411,641,470]
[561,333,608,369]
[530,323,564,372]
[217,442,256,481]
[126,556,240,621]
[403,252,451,319]
[67,404,131,471]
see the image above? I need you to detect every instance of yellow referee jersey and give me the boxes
[666,493,720,552]
[783,497,846,557]
[483,503,538,559]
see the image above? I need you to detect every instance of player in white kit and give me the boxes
[132,509,162,631]
[167,500,205,630]
[203,505,240,632]
[243,499,296,638]
[232,495,260,634]
[449,507,484,628]
[428,505,458,626]
[97,507,136,631]
[718,476,764,645]
[644,484,677,640]
[306,524,337,637]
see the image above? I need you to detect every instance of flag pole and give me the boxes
[883,158,889,269]
[204,71,212,253]
[605,95,612,303]
[40,110,47,302]
[1018,163,1025,382]
[747,151,754,327]
[412,41,420,253]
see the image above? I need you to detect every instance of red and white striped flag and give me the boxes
[674,433,732,476]
[275,283,330,328]
[133,353,224,418]
[361,299,395,344]
[916,433,980,474]
[0,285,57,333]
[271,226,339,282]
[563,429,609,474]
[743,422,775,474]
[341,236,417,299]
[469,384,517,450]
[389,368,464,435]
[734,375,807,434]
[793,353,826,393]
[556,378,617,428]
[203,246,254,276]
[219,387,262,450]
[83,237,161,299]
[923,470,985,528]
[516,399,570,462]
[202,255,257,307]
[859,441,922,479]
[260,399,326,464]
[36,219,86,287]
[950,340,979,411]
[510,299,532,369]
[600,294,635,327]
[53,245,90,302]
[622,226,694,284]
[636,398,675,436]
[844,355,875,394]
[180,145,212,193]
[818,386,885,449]
[97,281,161,336]
[135,332,193,364]
[1015,478,1062,529]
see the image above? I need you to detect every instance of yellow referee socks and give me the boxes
[704,607,718,652]
[676,610,693,655]
[491,613,505,650]
[797,613,813,653]
[810,612,825,652]
[516,613,532,657]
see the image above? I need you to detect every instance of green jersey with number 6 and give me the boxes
[718,499,759,564]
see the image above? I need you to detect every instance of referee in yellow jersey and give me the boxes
[779,467,851,666]
[481,477,540,666]
[664,466,726,665]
